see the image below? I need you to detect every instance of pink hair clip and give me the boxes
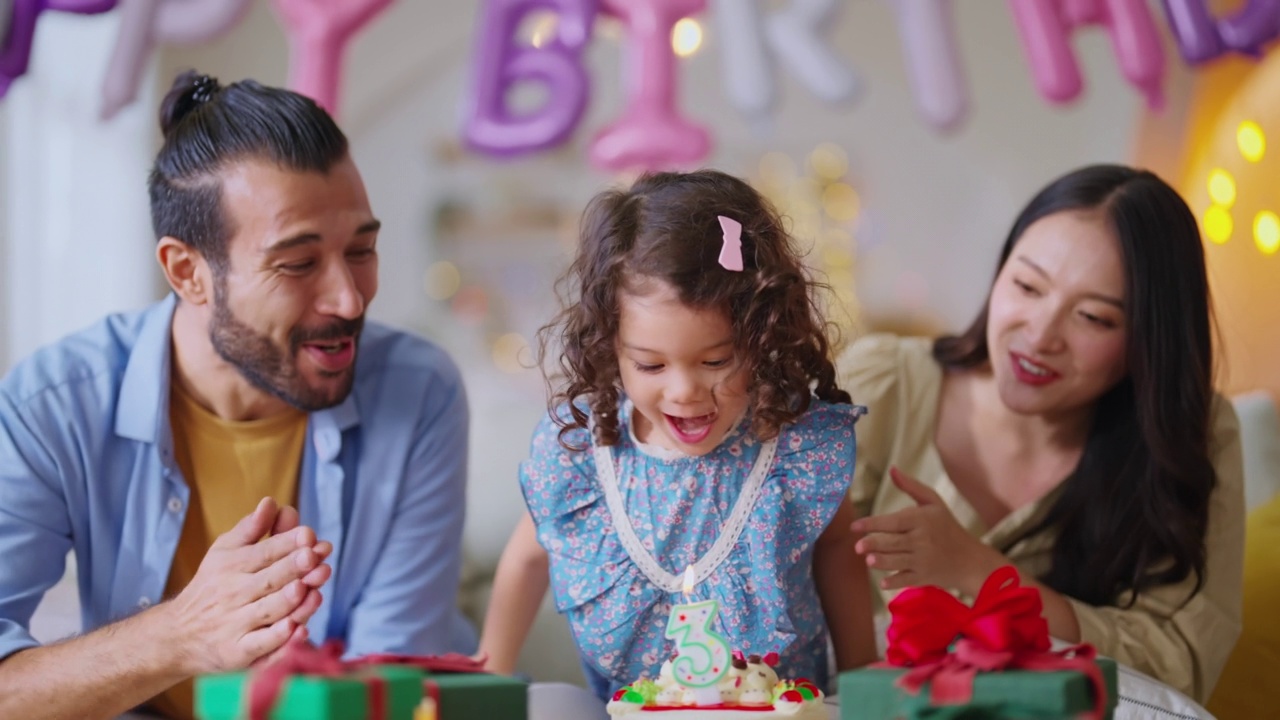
[717,215,744,272]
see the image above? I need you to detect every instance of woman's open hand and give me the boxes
[851,467,1005,596]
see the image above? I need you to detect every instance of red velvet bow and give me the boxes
[247,640,386,720]
[885,565,1050,666]
[246,641,489,720]
[882,566,1107,720]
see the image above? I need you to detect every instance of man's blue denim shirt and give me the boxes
[0,294,475,660]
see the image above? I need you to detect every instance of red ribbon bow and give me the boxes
[245,641,490,720]
[246,640,385,720]
[883,566,1107,720]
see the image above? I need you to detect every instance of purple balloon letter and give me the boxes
[1158,0,1280,64]
[1218,0,1280,56]
[1160,0,1225,63]
[463,0,599,157]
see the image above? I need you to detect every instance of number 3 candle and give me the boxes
[665,565,732,706]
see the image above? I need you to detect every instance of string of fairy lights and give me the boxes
[422,142,865,375]
[752,143,864,346]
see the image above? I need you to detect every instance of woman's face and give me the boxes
[985,209,1129,419]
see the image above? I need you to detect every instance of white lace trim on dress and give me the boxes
[592,424,778,593]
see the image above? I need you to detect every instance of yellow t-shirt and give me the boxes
[1207,492,1280,719]
[147,381,307,720]
[836,333,1245,704]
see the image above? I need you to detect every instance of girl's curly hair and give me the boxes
[538,169,850,450]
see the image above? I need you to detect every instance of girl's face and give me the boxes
[985,209,1129,419]
[615,280,751,456]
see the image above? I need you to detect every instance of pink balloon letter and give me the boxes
[888,0,968,133]
[589,0,710,173]
[463,0,599,157]
[1008,0,1165,108]
[270,0,396,116]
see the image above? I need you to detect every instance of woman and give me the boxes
[840,164,1244,703]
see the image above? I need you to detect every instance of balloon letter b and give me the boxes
[463,0,598,157]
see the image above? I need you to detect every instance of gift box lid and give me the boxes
[838,657,1117,720]
[195,665,425,720]
[420,671,528,719]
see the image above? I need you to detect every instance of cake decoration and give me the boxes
[605,649,826,719]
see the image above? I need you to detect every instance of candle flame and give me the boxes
[682,565,696,596]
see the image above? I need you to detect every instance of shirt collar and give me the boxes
[115,294,178,443]
[114,294,364,443]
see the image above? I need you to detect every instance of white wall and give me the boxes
[1,13,162,373]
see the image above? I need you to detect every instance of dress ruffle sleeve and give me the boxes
[769,399,860,549]
[518,406,633,615]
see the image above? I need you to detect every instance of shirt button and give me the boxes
[138,596,152,609]
[167,497,183,514]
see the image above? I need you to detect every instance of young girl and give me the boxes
[478,170,876,701]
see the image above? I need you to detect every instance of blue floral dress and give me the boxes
[519,396,861,701]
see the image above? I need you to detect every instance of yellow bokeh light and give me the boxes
[809,143,849,181]
[824,226,855,247]
[595,16,621,40]
[492,333,531,374]
[1237,120,1266,163]
[424,261,461,300]
[822,246,854,270]
[822,183,861,223]
[1206,168,1236,208]
[672,18,702,57]
[525,12,557,49]
[757,152,796,191]
[1203,205,1233,245]
[1254,210,1280,254]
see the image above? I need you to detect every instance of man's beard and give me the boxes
[209,283,363,412]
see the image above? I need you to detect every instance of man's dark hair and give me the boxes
[147,71,349,272]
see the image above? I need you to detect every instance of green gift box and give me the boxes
[421,672,528,719]
[195,664,424,720]
[838,657,1117,720]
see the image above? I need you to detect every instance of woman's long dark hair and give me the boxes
[935,165,1216,607]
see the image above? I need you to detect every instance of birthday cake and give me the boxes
[606,652,827,718]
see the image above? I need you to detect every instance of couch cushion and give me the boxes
[1233,391,1280,511]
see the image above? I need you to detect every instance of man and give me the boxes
[0,71,472,719]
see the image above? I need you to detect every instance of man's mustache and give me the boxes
[291,316,364,346]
